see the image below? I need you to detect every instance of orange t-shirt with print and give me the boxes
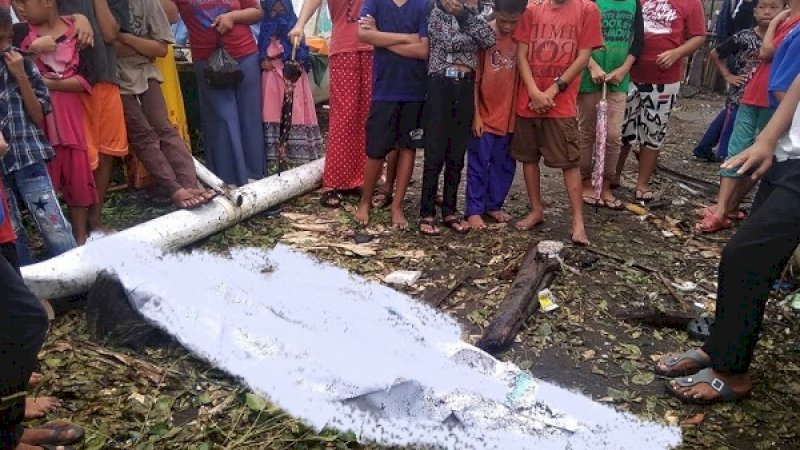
[0,178,16,244]
[513,0,604,119]
[476,24,518,135]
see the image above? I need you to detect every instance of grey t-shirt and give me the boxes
[117,0,175,96]
[59,0,131,85]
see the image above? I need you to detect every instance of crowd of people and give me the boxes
[3,0,800,447]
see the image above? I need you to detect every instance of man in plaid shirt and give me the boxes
[0,10,76,264]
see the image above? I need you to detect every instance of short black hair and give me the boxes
[0,7,12,31]
[495,0,527,15]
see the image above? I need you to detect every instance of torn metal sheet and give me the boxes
[82,236,681,450]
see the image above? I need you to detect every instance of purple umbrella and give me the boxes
[592,82,608,209]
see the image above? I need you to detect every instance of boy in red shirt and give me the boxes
[511,0,603,245]
[465,0,527,230]
[615,0,706,201]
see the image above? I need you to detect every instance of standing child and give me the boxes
[421,0,495,235]
[17,0,97,246]
[578,0,644,209]
[1,7,78,265]
[464,0,526,231]
[114,0,216,209]
[511,0,604,245]
[614,0,705,201]
[258,0,324,164]
[0,132,17,271]
[696,0,799,233]
[353,0,429,229]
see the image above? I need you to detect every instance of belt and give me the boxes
[0,391,27,410]
[435,68,475,80]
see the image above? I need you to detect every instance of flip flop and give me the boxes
[371,190,393,209]
[419,217,440,237]
[443,217,470,234]
[654,349,711,377]
[695,214,732,233]
[319,191,343,208]
[635,189,654,202]
[600,198,624,210]
[665,368,750,405]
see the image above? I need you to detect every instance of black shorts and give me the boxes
[366,101,425,159]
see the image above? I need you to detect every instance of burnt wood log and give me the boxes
[476,243,560,354]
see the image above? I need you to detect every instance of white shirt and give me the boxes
[775,104,800,162]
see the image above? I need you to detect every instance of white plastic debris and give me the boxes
[537,241,564,258]
[384,270,422,286]
[538,289,560,312]
[672,281,697,293]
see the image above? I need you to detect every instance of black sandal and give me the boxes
[419,217,440,236]
[319,191,343,208]
[443,216,470,234]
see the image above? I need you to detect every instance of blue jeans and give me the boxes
[693,107,727,157]
[3,161,76,265]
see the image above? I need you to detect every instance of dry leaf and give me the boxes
[582,350,596,360]
[680,412,705,426]
[291,223,330,233]
[326,242,377,257]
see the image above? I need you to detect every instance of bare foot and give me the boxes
[514,211,543,231]
[354,203,370,226]
[486,210,512,223]
[571,226,590,246]
[467,215,487,230]
[21,420,84,446]
[391,206,408,230]
[655,349,710,375]
[25,396,61,419]
[188,188,217,203]
[172,188,204,209]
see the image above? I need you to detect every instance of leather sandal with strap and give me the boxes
[654,349,711,377]
[666,368,751,405]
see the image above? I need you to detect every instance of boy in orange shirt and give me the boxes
[511,0,603,245]
[465,0,527,230]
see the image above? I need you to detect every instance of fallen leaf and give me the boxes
[631,372,656,385]
[680,412,705,426]
[291,222,330,232]
[245,393,267,412]
[582,349,596,360]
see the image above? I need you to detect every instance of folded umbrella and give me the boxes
[591,82,608,211]
[277,36,302,175]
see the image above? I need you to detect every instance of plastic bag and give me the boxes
[204,46,243,88]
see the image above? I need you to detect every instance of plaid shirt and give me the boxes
[0,53,54,175]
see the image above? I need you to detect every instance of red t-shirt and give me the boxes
[0,178,16,244]
[328,0,372,55]
[630,0,706,85]
[740,16,800,108]
[477,27,518,134]
[176,0,259,61]
[513,0,604,119]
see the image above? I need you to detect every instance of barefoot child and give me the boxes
[464,0,526,231]
[511,0,603,245]
[354,0,429,229]
[17,0,97,245]
[421,0,495,235]
[114,0,215,209]
[0,7,77,264]
[577,0,643,209]
[696,0,800,233]
[258,0,324,164]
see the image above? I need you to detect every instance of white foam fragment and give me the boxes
[81,236,681,450]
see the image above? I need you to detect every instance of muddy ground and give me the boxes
[25,93,800,449]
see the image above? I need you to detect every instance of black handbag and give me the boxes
[204,36,244,87]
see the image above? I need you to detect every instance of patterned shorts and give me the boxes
[621,82,680,150]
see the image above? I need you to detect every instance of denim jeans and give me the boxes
[3,161,76,265]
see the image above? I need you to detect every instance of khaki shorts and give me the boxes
[510,117,580,168]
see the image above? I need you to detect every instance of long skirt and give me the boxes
[322,50,372,191]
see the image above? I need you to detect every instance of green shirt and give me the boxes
[580,0,638,93]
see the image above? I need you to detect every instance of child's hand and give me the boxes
[589,64,606,85]
[288,25,305,42]
[772,9,791,26]
[472,114,484,137]
[4,50,27,80]
[212,13,235,34]
[656,48,682,69]
[528,88,554,114]
[261,59,274,71]
[723,73,747,87]
[441,0,465,16]
[29,36,58,55]
[358,15,376,31]
[605,67,628,85]
[721,138,774,179]
[72,14,95,49]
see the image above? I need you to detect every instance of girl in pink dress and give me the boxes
[258,0,324,164]
[18,0,96,245]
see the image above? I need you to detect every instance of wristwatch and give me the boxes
[554,77,568,92]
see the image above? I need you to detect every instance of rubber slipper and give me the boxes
[443,217,470,234]
[665,368,750,405]
[635,189,654,202]
[600,198,624,210]
[654,349,711,377]
[583,196,599,206]
[419,218,440,237]
[371,191,392,209]
[695,214,731,233]
[320,191,343,208]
